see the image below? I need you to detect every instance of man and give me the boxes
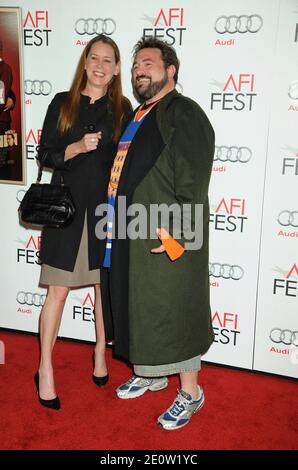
[102,37,214,430]
[6,132,16,147]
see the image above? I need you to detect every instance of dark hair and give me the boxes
[133,37,179,83]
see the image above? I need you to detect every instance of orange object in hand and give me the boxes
[158,228,185,261]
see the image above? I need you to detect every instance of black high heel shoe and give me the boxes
[92,353,109,387]
[34,372,61,410]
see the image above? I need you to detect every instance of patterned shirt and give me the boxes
[103,100,160,268]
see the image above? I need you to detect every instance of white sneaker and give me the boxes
[116,375,168,399]
[157,386,205,430]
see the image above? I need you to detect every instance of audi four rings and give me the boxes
[16,190,26,203]
[214,146,252,163]
[75,18,116,35]
[277,211,298,227]
[25,80,52,96]
[209,263,244,280]
[288,81,298,100]
[215,14,263,34]
[270,328,298,346]
[16,291,46,307]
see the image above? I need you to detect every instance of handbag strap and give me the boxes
[35,147,65,185]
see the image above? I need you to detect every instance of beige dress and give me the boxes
[39,213,100,287]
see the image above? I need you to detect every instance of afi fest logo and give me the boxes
[72,292,95,323]
[281,146,298,176]
[23,11,51,47]
[142,8,186,45]
[210,74,256,111]
[277,210,298,239]
[212,311,240,346]
[210,197,247,233]
[16,235,41,265]
[273,263,298,297]
[26,129,42,160]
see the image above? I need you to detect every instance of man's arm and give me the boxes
[167,100,215,251]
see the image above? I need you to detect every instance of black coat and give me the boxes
[38,92,130,271]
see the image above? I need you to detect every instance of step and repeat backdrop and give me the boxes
[0,0,297,378]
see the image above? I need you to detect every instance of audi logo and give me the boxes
[16,189,26,203]
[25,80,52,96]
[277,210,298,228]
[16,291,46,307]
[270,328,298,347]
[209,263,244,280]
[214,146,252,163]
[75,18,116,36]
[215,14,263,34]
[288,81,298,100]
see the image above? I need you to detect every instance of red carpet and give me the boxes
[0,330,297,450]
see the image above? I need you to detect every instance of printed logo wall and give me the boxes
[253,0,298,378]
[0,0,297,378]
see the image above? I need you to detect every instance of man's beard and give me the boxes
[132,73,168,103]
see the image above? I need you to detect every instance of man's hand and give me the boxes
[151,227,185,260]
[151,228,166,254]
[4,97,14,112]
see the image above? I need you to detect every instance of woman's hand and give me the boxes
[77,132,102,153]
[64,132,102,160]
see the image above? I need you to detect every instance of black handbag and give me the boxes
[19,153,75,228]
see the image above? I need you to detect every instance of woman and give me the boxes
[35,35,132,410]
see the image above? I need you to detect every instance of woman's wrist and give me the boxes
[64,142,81,161]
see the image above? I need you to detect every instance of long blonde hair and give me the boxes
[58,35,131,142]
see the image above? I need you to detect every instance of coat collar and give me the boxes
[116,89,180,198]
[156,88,179,112]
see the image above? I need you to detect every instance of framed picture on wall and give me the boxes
[0,7,25,185]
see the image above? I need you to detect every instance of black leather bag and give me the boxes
[19,154,75,228]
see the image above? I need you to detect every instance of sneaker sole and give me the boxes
[116,378,169,399]
[158,393,205,430]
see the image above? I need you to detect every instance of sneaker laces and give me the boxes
[126,375,138,384]
[128,375,152,386]
[168,390,191,417]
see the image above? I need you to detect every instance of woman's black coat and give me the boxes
[38,92,127,271]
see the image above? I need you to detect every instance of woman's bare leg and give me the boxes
[38,285,69,399]
[93,283,107,377]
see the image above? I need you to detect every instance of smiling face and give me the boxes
[84,41,120,94]
[132,48,174,103]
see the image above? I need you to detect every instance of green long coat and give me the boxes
[108,90,215,366]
